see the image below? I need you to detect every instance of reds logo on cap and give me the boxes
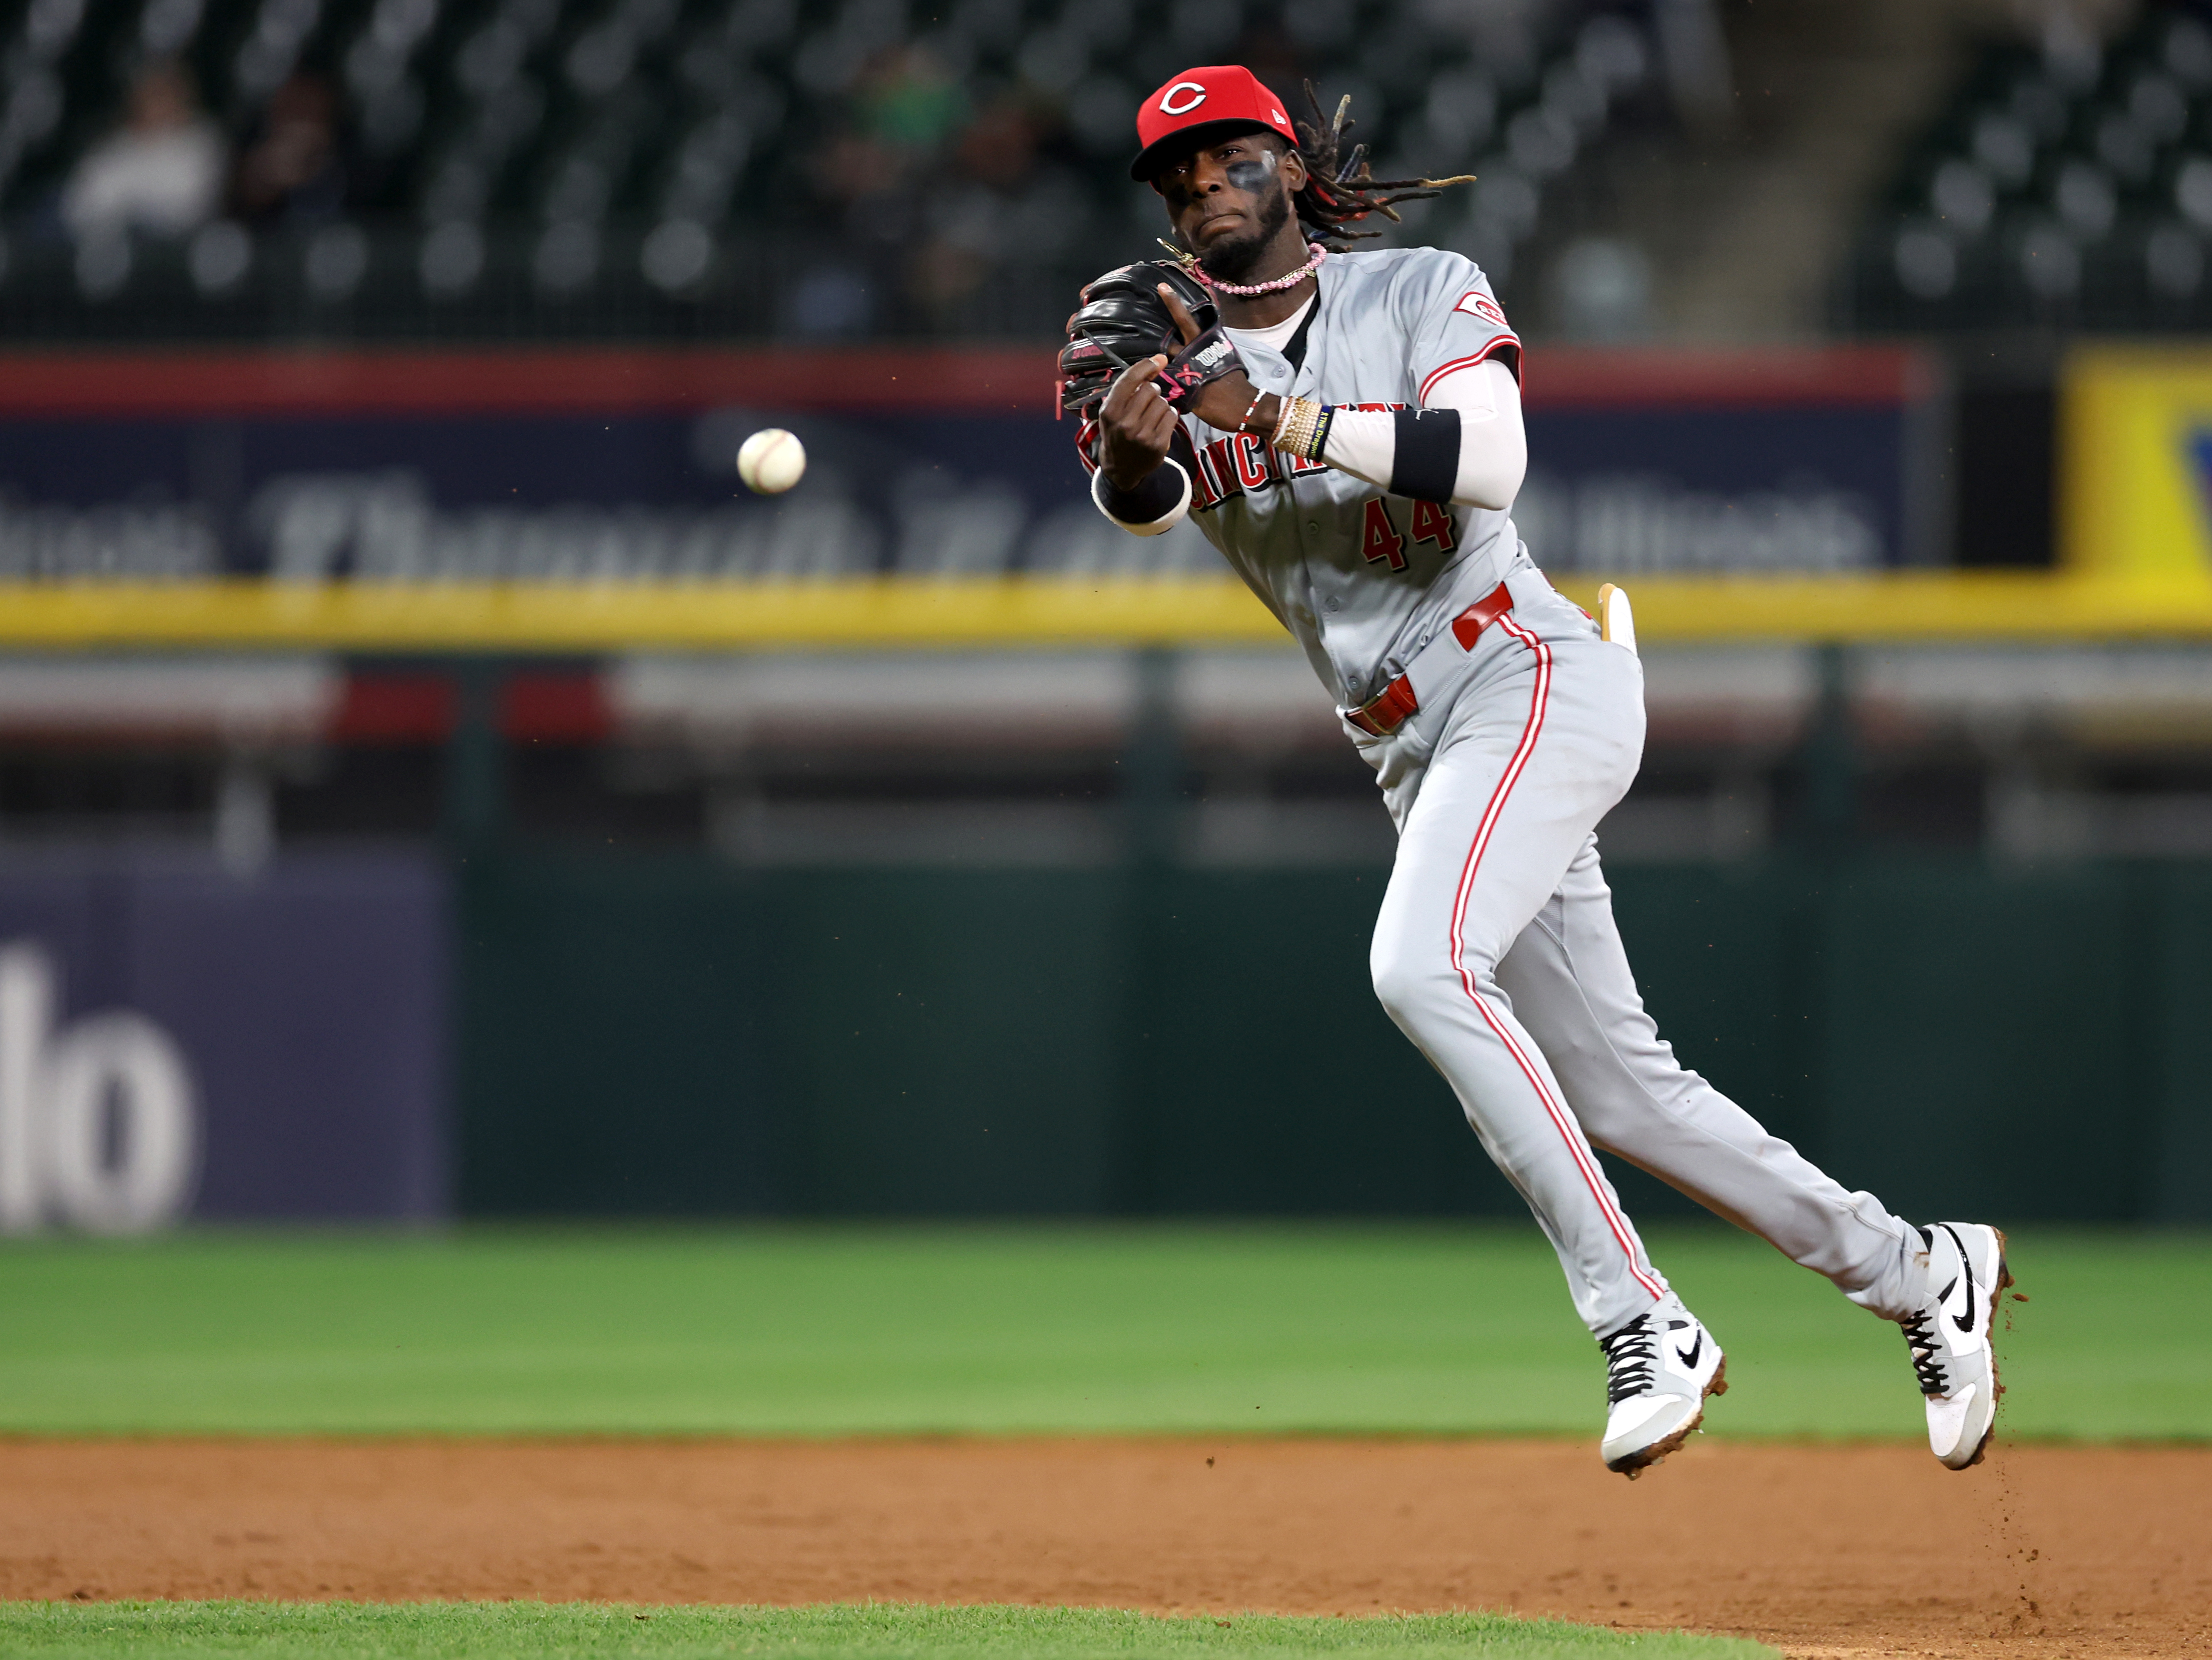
[1131,65,1299,182]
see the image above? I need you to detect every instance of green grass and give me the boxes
[0,1223,2202,1441]
[0,1603,1774,1660]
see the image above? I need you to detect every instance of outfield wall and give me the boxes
[0,839,2197,1228]
[0,850,447,1229]
[0,340,2205,1229]
[455,852,2212,1227]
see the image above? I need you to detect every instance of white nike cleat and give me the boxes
[1597,1294,1726,1478]
[1901,1221,2013,1470]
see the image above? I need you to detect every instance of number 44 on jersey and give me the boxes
[1361,498,1458,571]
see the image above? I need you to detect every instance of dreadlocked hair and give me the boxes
[1291,80,1476,249]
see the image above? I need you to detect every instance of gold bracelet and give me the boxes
[1272,396,1325,462]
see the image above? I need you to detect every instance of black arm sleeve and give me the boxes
[1388,408,1461,503]
[1098,462,1185,523]
[1097,428,1199,524]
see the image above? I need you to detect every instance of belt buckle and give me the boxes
[1349,675,1416,736]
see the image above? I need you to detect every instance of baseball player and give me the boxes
[1060,65,2013,1477]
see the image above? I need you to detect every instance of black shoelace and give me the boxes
[1599,1314,1656,1405]
[1901,1310,1948,1397]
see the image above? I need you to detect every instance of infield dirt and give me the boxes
[1,1438,2203,1659]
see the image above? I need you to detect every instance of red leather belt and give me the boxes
[1345,581,1515,737]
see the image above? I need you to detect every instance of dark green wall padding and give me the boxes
[456,855,2212,1223]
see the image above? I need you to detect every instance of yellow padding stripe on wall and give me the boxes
[0,571,2210,650]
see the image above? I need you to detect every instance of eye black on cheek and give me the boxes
[1222,155,1275,194]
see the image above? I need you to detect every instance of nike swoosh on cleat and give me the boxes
[1943,1228,1979,1335]
[1675,1332,1703,1370]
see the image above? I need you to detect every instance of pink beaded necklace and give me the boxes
[1167,241,1328,297]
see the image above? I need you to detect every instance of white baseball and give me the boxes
[737,428,806,494]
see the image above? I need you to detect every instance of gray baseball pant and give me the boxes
[1358,573,1923,1338]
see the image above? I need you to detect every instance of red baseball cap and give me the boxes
[1130,65,1299,182]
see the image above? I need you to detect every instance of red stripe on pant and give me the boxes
[1446,613,1666,1304]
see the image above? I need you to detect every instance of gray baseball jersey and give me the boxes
[1181,245,1524,709]
[1074,239,1929,1356]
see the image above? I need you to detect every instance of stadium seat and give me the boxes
[1850,5,2212,332]
[0,0,1666,340]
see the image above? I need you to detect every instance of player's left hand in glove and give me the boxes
[1058,260,1248,418]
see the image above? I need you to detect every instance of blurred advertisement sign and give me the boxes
[0,852,446,1230]
[0,345,1940,596]
[0,351,1079,584]
[0,942,199,1233]
[2064,347,2212,576]
[1518,348,1941,574]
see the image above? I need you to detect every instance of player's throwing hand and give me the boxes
[1097,354,1178,492]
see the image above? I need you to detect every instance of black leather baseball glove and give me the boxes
[1058,260,1246,417]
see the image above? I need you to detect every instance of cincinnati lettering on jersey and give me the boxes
[1191,403,1405,510]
